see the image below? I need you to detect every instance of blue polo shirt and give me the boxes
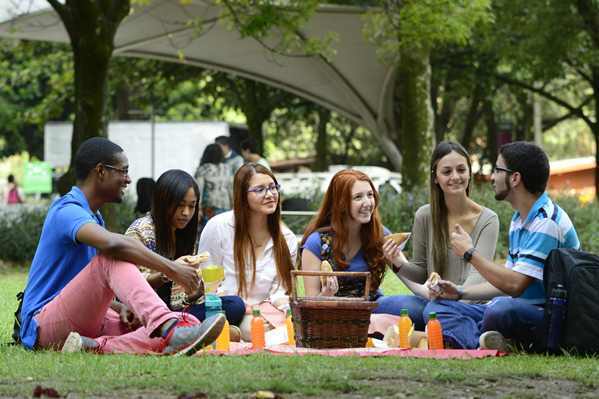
[19,186,104,349]
[506,192,579,304]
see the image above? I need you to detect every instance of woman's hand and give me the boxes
[320,276,339,296]
[383,239,408,270]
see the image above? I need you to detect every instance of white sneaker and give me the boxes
[479,330,509,352]
[62,331,83,353]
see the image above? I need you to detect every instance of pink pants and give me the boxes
[34,254,197,354]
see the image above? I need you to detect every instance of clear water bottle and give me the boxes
[546,284,567,354]
[205,293,222,320]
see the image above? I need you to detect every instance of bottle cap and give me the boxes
[428,312,437,319]
[252,308,261,317]
[400,308,409,316]
[286,308,292,317]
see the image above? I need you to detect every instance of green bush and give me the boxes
[0,199,137,264]
[0,205,47,264]
[1,186,597,264]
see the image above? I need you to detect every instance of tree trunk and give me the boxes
[50,1,130,195]
[592,66,599,201]
[313,108,330,172]
[395,48,434,190]
[483,99,498,166]
[239,80,271,155]
[460,82,484,149]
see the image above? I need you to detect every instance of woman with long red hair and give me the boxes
[198,163,296,341]
[301,169,388,300]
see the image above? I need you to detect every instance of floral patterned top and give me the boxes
[125,214,201,310]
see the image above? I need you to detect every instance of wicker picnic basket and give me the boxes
[290,270,378,349]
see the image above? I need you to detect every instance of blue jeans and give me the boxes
[185,295,245,326]
[373,295,430,331]
[424,297,546,350]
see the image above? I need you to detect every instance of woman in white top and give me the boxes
[198,163,297,340]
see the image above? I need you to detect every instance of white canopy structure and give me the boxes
[0,0,401,166]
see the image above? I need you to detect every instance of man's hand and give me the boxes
[116,302,141,329]
[167,260,201,294]
[435,279,462,300]
[450,224,474,258]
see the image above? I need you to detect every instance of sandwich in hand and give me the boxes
[179,251,209,267]
[385,232,411,250]
[425,271,442,294]
[320,260,333,286]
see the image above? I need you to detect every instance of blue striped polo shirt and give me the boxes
[506,192,579,304]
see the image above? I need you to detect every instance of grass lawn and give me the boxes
[1,268,599,398]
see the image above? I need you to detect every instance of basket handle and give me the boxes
[290,270,371,301]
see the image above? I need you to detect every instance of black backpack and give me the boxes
[544,248,599,355]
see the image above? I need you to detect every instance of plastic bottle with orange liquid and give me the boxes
[426,312,444,350]
[285,309,295,346]
[251,308,265,350]
[398,308,413,349]
[215,310,230,351]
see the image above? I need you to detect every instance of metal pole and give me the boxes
[151,106,155,179]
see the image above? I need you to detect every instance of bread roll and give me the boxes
[386,232,410,246]
[181,251,209,266]
[320,260,333,286]
[426,271,441,293]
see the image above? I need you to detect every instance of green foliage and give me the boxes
[0,40,73,157]
[363,0,492,63]
[0,205,46,264]
[0,199,136,263]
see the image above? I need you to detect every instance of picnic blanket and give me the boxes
[198,343,505,359]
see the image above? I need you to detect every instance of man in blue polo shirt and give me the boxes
[20,137,224,355]
[424,141,579,351]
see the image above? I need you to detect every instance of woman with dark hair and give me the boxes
[198,163,297,341]
[378,141,500,331]
[194,143,232,223]
[300,169,388,300]
[134,177,155,217]
[126,169,245,329]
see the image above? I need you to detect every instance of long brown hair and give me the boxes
[301,169,386,291]
[152,169,200,260]
[232,163,293,297]
[430,141,472,276]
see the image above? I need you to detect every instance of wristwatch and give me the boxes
[463,247,476,262]
[390,261,402,274]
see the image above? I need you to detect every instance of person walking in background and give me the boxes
[5,174,24,204]
[378,141,500,331]
[134,177,155,218]
[126,169,245,331]
[215,135,244,175]
[194,144,233,224]
[240,137,270,170]
[19,137,224,355]
[198,163,296,341]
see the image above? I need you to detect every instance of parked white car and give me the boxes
[276,165,401,201]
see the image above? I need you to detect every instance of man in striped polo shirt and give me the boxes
[426,141,579,351]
